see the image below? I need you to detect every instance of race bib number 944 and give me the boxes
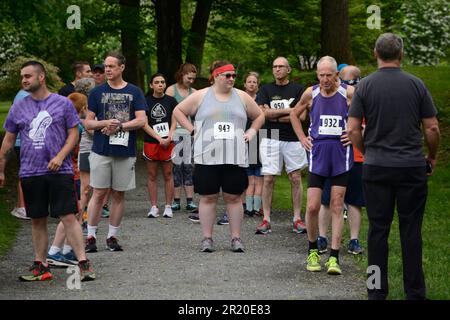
[153,122,169,138]
[319,115,342,136]
[214,122,234,140]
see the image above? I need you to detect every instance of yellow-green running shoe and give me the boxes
[306,249,321,272]
[325,256,342,275]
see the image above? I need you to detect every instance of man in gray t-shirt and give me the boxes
[348,33,440,300]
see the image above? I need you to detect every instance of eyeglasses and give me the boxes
[272,65,288,69]
[221,73,237,79]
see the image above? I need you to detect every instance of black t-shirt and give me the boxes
[58,83,75,97]
[256,81,304,141]
[144,94,177,144]
[349,67,437,167]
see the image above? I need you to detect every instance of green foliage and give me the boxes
[400,0,450,65]
[0,56,64,101]
[0,20,25,67]
[0,187,20,257]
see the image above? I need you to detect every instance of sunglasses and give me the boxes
[221,73,237,79]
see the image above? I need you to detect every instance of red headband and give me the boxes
[212,64,235,78]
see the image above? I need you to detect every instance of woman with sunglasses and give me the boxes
[173,60,265,253]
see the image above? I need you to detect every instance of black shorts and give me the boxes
[308,171,350,189]
[21,174,79,219]
[194,164,249,195]
[79,152,90,172]
[321,162,365,206]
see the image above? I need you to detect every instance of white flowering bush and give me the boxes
[0,56,64,101]
[0,21,24,68]
[401,0,450,65]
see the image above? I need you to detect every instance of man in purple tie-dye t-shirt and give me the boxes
[0,60,95,282]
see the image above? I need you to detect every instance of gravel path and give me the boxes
[0,156,366,300]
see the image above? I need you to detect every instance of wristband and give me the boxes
[118,123,123,131]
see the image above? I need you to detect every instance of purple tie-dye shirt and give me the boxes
[4,93,80,178]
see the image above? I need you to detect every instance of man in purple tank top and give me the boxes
[290,56,355,275]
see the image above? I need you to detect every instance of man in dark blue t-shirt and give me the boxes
[84,52,147,252]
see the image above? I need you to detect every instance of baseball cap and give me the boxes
[337,63,348,72]
[92,64,104,72]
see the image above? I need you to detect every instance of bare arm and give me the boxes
[262,105,292,120]
[290,87,312,151]
[422,116,440,173]
[122,110,147,131]
[239,91,264,142]
[142,123,162,143]
[165,85,175,97]
[347,117,364,154]
[0,132,17,187]
[47,126,79,172]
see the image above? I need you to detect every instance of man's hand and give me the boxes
[48,155,64,172]
[301,136,313,152]
[341,132,352,146]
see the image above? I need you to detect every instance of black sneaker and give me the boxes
[85,236,97,253]
[188,213,200,223]
[106,236,123,251]
[244,209,254,217]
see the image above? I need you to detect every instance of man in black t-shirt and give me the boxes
[348,33,440,300]
[58,61,92,96]
[255,56,308,236]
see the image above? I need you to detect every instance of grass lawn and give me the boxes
[0,101,11,132]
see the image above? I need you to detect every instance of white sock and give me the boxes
[62,245,72,255]
[107,224,120,239]
[48,245,61,256]
[253,196,262,211]
[87,225,97,238]
[245,196,254,211]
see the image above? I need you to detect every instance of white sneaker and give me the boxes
[10,207,30,220]
[147,206,159,218]
[163,205,173,218]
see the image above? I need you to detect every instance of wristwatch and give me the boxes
[118,123,123,131]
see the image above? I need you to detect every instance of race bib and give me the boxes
[270,98,294,109]
[214,122,234,140]
[319,115,342,136]
[109,130,129,146]
[153,122,169,138]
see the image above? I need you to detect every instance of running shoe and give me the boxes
[255,220,271,234]
[46,252,77,267]
[201,237,215,253]
[325,256,342,275]
[317,236,328,254]
[188,213,200,223]
[171,201,181,211]
[186,202,198,211]
[217,213,229,225]
[85,236,97,253]
[231,237,245,253]
[306,249,321,272]
[79,260,96,281]
[19,261,53,281]
[163,205,173,218]
[106,236,123,251]
[101,205,110,218]
[147,206,159,218]
[348,239,364,255]
[293,218,307,234]
[10,207,30,220]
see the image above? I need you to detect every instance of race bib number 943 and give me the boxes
[214,122,234,140]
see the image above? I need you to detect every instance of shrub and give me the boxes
[0,56,64,101]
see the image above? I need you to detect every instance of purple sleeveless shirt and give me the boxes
[308,84,353,177]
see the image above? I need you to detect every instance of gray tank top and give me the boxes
[173,84,193,135]
[79,125,94,154]
[193,87,248,166]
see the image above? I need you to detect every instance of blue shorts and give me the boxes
[245,165,262,177]
[321,162,365,207]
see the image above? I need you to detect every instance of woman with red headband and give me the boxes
[173,60,265,253]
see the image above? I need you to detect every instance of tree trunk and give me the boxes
[320,0,354,65]
[185,0,214,75]
[154,0,182,85]
[120,0,141,87]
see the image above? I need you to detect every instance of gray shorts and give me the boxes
[89,152,136,191]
